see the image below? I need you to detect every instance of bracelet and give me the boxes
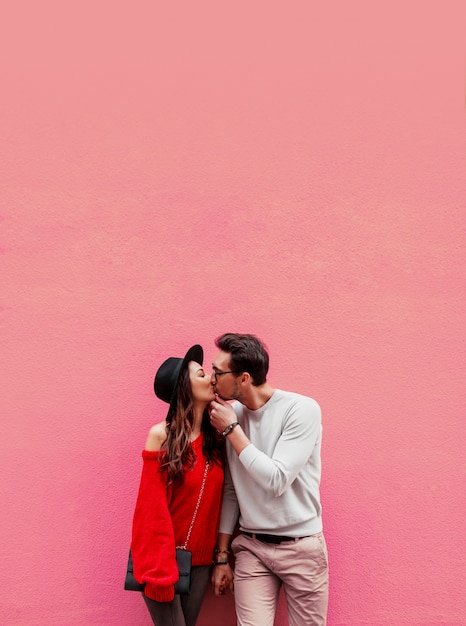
[215,549,229,555]
[222,421,239,437]
[213,561,229,565]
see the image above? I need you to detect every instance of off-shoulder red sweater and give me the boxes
[131,434,224,602]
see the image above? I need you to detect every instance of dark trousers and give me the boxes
[142,565,210,626]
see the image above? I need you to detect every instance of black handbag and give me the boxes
[125,460,209,596]
[124,548,192,595]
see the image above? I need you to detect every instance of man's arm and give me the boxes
[210,395,321,497]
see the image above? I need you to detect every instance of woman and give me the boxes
[131,345,225,626]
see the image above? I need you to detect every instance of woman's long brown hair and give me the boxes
[160,367,224,484]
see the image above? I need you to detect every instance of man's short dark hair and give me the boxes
[215,333,269,386]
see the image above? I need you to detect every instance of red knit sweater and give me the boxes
[131,434,224,602]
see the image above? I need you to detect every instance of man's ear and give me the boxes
[240,372,252,386]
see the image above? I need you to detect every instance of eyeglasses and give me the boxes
[211,369,235,382]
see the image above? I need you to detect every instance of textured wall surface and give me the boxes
[1,2,465,625]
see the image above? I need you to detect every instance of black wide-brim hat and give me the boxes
[154,344,204,417]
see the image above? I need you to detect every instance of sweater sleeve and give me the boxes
[218,458,240,535]
[131,450,178,602]
[238,397,322,497]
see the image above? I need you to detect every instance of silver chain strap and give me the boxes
[176,460,209,551]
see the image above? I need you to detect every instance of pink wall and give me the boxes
[1,2,465,625]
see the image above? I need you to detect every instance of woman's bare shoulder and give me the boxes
[144,421,168,451]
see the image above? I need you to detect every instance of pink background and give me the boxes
[1,2,465,625]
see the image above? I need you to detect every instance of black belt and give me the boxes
[242,531,309,544]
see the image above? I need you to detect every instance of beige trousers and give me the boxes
[232,532,329,626]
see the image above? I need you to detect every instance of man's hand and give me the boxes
[210,395,251,456]
[211,563,234,596]
[209,394,237,433]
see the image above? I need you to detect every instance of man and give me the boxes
[209,333,328,626]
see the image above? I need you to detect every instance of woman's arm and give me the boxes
[131,424,178,602]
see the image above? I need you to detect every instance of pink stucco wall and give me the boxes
[1,2,465,625]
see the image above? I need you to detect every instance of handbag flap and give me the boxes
[174,549,192,594]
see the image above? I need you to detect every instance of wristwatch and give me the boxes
[222,421,239,437]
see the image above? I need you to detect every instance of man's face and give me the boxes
[211,350,241,401]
